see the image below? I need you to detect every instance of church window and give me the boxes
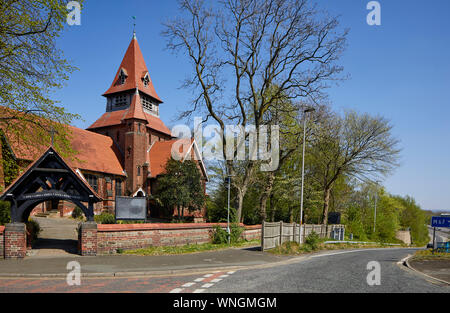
[137,166,141,176]
[143,74,150,87]
[85,174,98,192]
[115,179,123,197]
[118,69,127,85]
[141,94,153,112]
[115,94,127,106]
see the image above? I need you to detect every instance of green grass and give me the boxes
[268,240,407,256]
[412,249,450,260]
[121,239,260,256]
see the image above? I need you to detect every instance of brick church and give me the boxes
[0,33,207,222]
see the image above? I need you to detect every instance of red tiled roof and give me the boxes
[122,89,147,122]
[148,138,208,180]
[67,126,124,176]
[3,121,125,177]
[0,146,103,201]
[87,109,172,136]
[149,139,192,178]
[103,35,162,103]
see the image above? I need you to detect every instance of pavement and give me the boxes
[0,245,293,277]
[407,258,450,284]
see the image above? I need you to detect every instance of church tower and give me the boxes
[87,32,172,195]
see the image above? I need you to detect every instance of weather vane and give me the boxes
[132,16,136,37]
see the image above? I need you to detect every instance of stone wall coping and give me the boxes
[80,222,98,230]
[97,222,261,232]
[5,223,26,232]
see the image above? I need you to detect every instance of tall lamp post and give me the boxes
[225,174,233,245]
[300,106,315,243]
[373,180,379,234]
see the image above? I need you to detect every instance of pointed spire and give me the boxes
[103,35,162,103]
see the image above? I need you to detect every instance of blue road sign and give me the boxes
[431,216,450,228]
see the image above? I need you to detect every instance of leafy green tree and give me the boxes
[309,111,401,225]
[163,0,348,223]
[155,158,206,221]
[0,0,80,172]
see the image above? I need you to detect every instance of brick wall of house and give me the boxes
[96,223,261,254]
[0,226,4,258]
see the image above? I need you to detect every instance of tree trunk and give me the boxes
[322,187,331,225]
[259,172,275,222]
[288,206,293,223]
[237,191,244,223]
[269,193,275,222]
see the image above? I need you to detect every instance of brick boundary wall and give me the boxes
[0,226,4,258]
[97,223,262,254]
[78,222,98,256]
[4,223,27,259]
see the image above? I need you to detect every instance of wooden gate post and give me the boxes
[279,221,283,246]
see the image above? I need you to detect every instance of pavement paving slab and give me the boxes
[408,258,450,283]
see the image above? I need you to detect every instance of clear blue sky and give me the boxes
[54,0,450,212]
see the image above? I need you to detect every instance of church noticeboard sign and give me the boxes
[115,196,147,221]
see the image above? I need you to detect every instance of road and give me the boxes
[428,226,449,244]
[205,248,448,293]
[0,248,448,293]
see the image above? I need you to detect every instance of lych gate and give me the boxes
[0,147,102,258]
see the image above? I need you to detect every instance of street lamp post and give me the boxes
[225,174,234,245]
[373,181,379,234]
[300,106,315,243]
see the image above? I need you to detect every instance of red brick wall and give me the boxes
[4,224,27,259]
[78,223,98,256]
[0,226,4,258]
[97,223,261,254]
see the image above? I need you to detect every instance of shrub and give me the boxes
[94,212,116,224]
[0,201,10,225]
[26,218,41,244]
[71,206,84,220]
[211,225,228,244]
[305,231,320,251]
[211,223,244,244]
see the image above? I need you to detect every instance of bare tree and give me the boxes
[309,111,401,225]
[163,0,347,222]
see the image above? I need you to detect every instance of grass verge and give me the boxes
[411,249,450,261]
[267,240,408,256]
[120,239,260,256]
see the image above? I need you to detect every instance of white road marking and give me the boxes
[201,283,214,288]
[211,278,222,283]
[193,289,205,293]
[182,282,196,287]
[170,288,184,293]
[397,255,411,265]
[194,277,205,282]
[227,271,236,274]
[219,274,229,278]
[203,274,213,277]
[310,248,405,258]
